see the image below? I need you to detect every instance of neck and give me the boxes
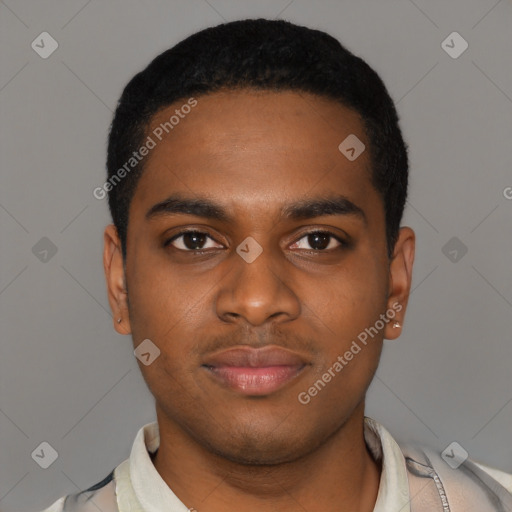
[152,403,381,512]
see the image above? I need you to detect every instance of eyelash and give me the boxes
[163,229,348,254]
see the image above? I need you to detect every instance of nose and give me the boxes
[215,239,301,327]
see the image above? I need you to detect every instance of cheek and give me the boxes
[321,257,388,329]
[126,253,222,370]
[125,238,216,376]
[125,253,190,342]
[309,255,388,381]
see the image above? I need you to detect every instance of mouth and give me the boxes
[201,346,308,396]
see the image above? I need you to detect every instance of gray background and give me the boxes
[1,0,511,510]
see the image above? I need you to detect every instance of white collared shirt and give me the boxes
[40,417,512,512]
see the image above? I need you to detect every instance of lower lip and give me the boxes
[204,365,305,395]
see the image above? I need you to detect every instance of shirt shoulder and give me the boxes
[472,460,512,492]
[39,469,118,512]
[40,495,66,512]
[400,441,512,511]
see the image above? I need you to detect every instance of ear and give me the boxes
[384,226,415,340]
[103,224,131,335]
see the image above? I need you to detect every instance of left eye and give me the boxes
[290,231,344,251]
[165,231,222,251]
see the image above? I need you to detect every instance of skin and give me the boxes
[104,89,415,512]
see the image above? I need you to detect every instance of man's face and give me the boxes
[106,90,412,465]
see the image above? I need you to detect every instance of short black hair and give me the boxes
[106,18,408,259]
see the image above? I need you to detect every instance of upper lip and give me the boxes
[202,346,308,368]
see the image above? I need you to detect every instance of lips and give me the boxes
[202,346,308,396]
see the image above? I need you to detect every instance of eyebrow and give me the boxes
[145,193,367,224]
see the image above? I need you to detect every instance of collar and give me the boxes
[114,416,411,512]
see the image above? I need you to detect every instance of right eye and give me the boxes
[164,230,224,252]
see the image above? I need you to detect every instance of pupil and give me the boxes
[309,233,329,250]
[184,232,206,250]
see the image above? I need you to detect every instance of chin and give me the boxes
[210,439,304,466]
[201,421,323,466]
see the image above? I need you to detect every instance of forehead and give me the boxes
[148,89,366,157]
[131,89,376,218]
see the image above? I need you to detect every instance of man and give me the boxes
[42,18,511,512]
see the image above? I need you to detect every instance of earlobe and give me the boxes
[384,226,415,340]
[103,224,131,335]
